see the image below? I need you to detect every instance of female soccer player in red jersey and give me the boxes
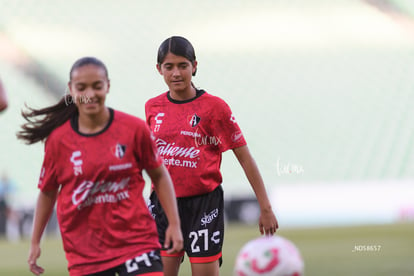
[17,57,183,276]
[145,36,279,276]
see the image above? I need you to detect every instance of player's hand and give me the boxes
[259,208,278,236]
[164,223,184,254]
[28,244,44,275]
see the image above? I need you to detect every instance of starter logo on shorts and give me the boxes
[70,151,83,176]
[111,143,126,159]
[188,114,201,127]
[201,208,219,226]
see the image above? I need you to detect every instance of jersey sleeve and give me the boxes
[38,137,59,191]
[134,120,163,171]
[212,100,247,152]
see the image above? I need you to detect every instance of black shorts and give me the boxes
[148,185,224,265]
[84,250,163,276]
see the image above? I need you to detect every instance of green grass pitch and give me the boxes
[0,222,413,275]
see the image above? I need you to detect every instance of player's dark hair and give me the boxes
[69,56,108,80]
[157,36,197,76]
[17,57,108,144]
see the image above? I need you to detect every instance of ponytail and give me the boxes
[17,94,77,144]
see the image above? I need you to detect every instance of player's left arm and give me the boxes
[232,145,279,235]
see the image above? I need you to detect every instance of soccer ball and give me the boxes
[234,235,304,276]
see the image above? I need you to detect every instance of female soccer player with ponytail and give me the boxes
[146,36,279,276]
[18,57,183,276]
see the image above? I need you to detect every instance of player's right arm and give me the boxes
[28,189,58,275]
[147,165,183,254]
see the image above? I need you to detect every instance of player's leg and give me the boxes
[184,185,224,276]
[161,256,182,276]
[190,260,220,276]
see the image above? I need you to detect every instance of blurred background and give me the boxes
[1,0,414,275]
